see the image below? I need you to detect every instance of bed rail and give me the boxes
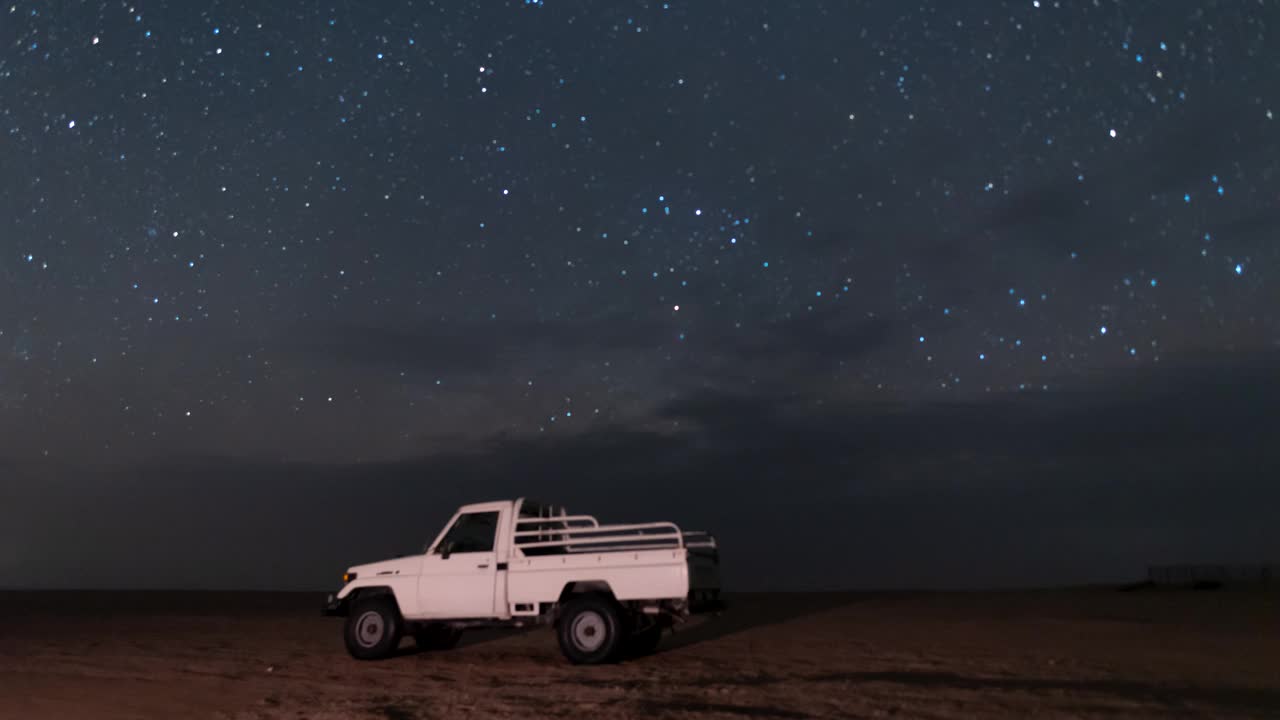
[513,513,716,554]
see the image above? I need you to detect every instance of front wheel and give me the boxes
[557,595,624,664]
[344,597,402,660]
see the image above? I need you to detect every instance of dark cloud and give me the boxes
[948,88,1273,269]
[6,351,1276,591]
[1208,205,1280,241]
[294,315,673,375]
[286,304,911,400]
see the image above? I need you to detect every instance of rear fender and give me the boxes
[558,580,617,603]
[554,581,618,625]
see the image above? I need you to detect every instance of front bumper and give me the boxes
[322,592,348,617]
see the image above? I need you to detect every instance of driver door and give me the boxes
[417,510,500,618]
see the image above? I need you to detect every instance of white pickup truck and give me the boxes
[323,498,721,664]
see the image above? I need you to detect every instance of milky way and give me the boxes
[2,3,1280,588]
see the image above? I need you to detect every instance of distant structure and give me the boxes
[1147,564,1277,588]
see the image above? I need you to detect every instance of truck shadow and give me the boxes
[656,592,876,655]
[391,626,536,657]
[800,671,1280,715]
[457,626,537,649]
[387,593,876,660]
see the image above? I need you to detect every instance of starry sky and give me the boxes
[2,1,1278,591]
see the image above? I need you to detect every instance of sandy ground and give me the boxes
[0,589,1277,719]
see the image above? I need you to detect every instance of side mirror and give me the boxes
[439,541,453,559]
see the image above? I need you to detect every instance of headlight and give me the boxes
[342,571,357,583]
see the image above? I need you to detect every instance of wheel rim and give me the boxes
[355,610,385,648]
[570,610,608,653]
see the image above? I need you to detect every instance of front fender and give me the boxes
[326,578,414,617]
[322,580,375,616]
[335,581,360,601]
[322,591,348,617]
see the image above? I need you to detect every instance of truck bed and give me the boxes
[510,548,692,604]
[505,515,720,608]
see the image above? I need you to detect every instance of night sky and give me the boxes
[3,1,1278,591]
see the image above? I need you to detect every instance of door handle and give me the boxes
[477,563,490,569]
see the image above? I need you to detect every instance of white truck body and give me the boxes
[324,498,721,663]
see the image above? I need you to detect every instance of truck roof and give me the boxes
[455,497,570,518]
[455,498,516,513]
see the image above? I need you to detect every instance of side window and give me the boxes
[436,511,499,554]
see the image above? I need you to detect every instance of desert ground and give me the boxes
[0,588,1277,719]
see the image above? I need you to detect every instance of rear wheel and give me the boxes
[557,595,624,664]
[622,621,664,658]
[414,623,462,651]
[344,597,401,660]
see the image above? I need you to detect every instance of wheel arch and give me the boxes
[557,580,617,604]
[347,586,404,619]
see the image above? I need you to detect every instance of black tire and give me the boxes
[344,597,402,660]
[557,594,624,665]
[413,623,462,651]
[621,622,664,658]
